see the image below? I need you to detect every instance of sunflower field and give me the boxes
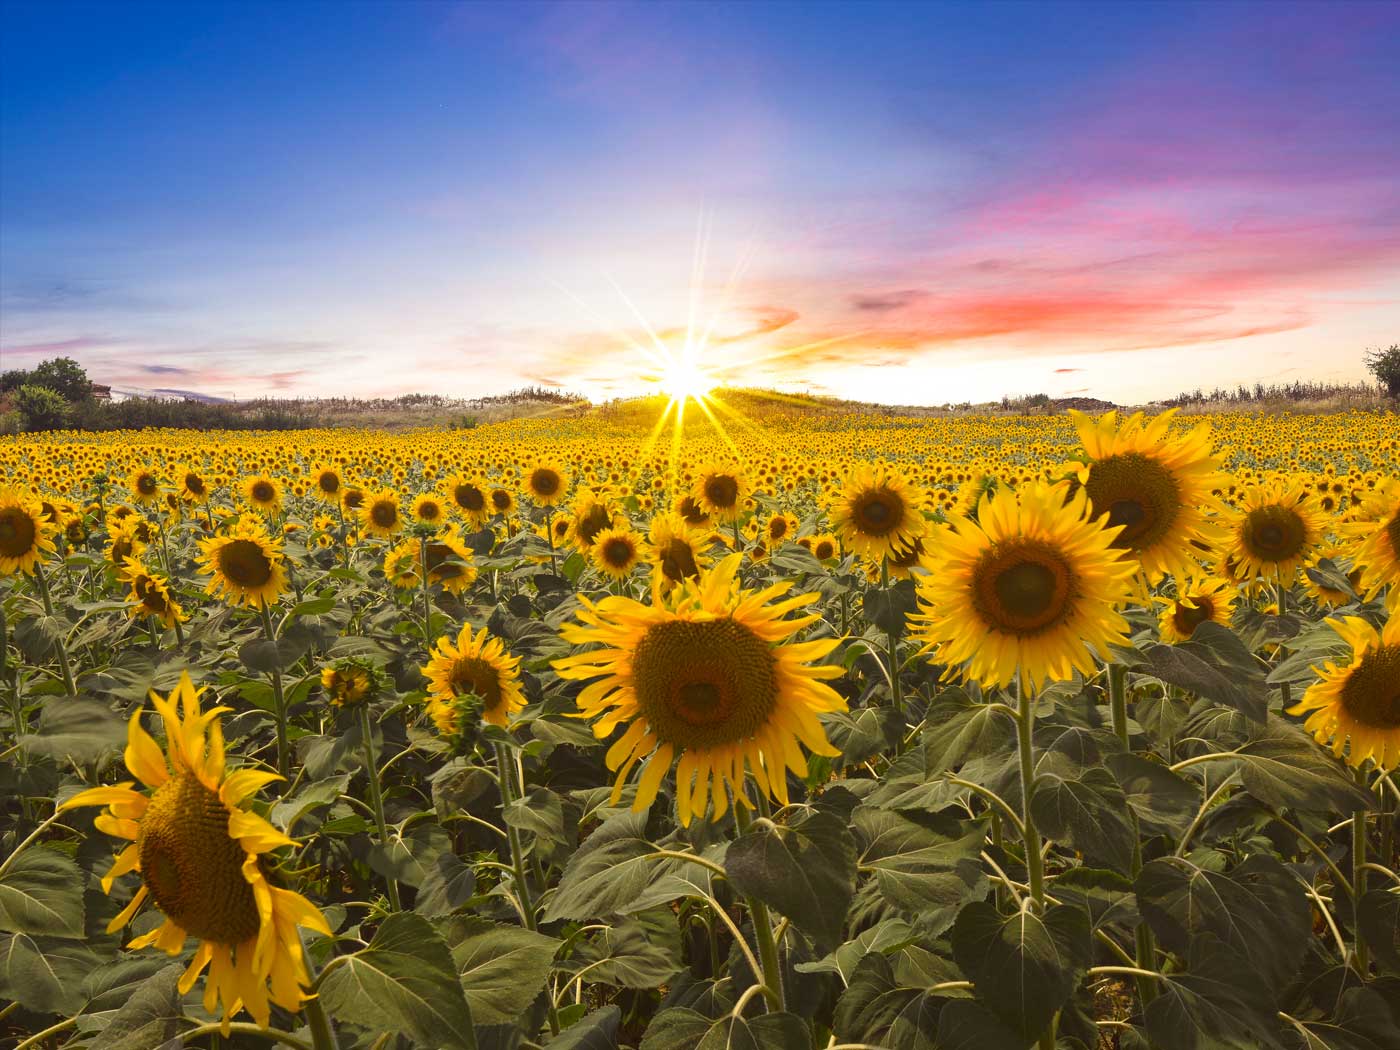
[2,406,1399,1050]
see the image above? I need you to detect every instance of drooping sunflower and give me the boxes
[1226,481,1328,583]
[912,480,1137,691]
[674,493,712,529]
[1069,408,1225,580]
[0,486,56,576]
[128,467,162,506]
[105,523,148,574]
[310,464,342,504]
[360,489,404,538]
[553,553,846,824]
[692,464,750,523]
[648,511,708,593]
[1343,481,1400,611]
[447,475,491,526]
[829,465,926,562]
[422,625,526,731]
[525,462,570,508]
[410,491,448,526]
[121,557,187,628]
[242,475,282,515]
[60,673,331,1029]
[196,515,289,608]
[1156,575,1235,644]
[321,658,379,707]
[1288,613,1400,768]
[383,530,478,594]
[592,526,648,581]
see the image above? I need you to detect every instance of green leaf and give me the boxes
[1230,731,1374,814]
[863,578,919,638]
[1104,752,1199,836]
[415,852,477,918]
[1029,765,1136,873]
[238,634,310,673]
[0,847,85,938]
[18,696,125,764]
[950,901,1091,1045]
[725,810,857,952]
[1287,987,1399,1050]
[1134,854,1309,989]
[270,773,350,833]
[1356,890,1400,973]
[824,705,904,766]
[289,594,337,617]
[0,932,101,1014]
[921,689,1016,778]
[567,919,682,989]
[443,915,560,1024]
[544,1006,622,1049]
[1141,937,1283,1050]
[935,999,1026,1050]
[1135,621,1267,722]
[503,786,571,846]
[543,812,716,921]
[853,806,988,936]
[770,544,825,576]
[318,912,477,1050]
[641,1006,813,1050]
[90,962,191,1050]
[831,951,941,1048]
[1048,867,1139,931]
[795,918,915,983]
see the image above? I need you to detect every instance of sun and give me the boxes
[660,356,717,403]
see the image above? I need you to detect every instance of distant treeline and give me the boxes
[1164,380,1383,407]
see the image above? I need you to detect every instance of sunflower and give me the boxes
[423,625,526,731]
[1226,481,1328,583]
[912,480,1137,691]
[410,491,448,526]
[1070,408,1225,580]
[1289,613,1400,768]
[128,467,162,506]
[197,515,289,608]
[674,494,712,528]
[59,673,331,1029]
[447,475,491,526]
[829,465,925,562]
[121,557,187,628]
[692,464,750,523]
[1156,575,1235,644]
[105,523,148,573]
[488,485,517,518]
[525,462,570,508]
[341,486,367,514]
[0,486,56,576]
[177,467,210,504]
[360,489,404,538]
[383,531,478,594]
[763,512,799,547]
[648,511,708,593]
[592,526,648,581]
[310,464,342,504]
[1343,481,1400,611]
[321,659,378,707]
[569,492,620,552]
[553,553,845,824]
[242,475,282,514]
[806,533,839,563]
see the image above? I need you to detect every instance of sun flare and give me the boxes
[659,356,718,403]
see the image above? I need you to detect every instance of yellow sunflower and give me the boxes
[242,475,282,515]
[422,625,526,731]
[1070,408,1225,580]
[674,493,712,529]
[383,531,478,594]
[60,673,331,1029]
[1226,481,1328,583]
[105,523,148,574]
[553,553,846,824]
[360,489,404,538]
[488,486,517,518]
[1343,481,1400,611]
[0,485,56,576]
[177,466,211,505]
[692,464,750,523]
[446,475,491,526]
[1289,612,1400,768]
[121,557,187,628]
[829,464,925,562]
[912,480,1137,691]
[128,467,162,506]
[410,491,448,526]
[321,659,378,707]
[1156,575,1235,644]
[592,526,648,581]
[310,464,342,504]
[647,511,708,594]
[525,462,570,508]
[569,491,620,552]
[197,515,289,608]
[763,512,799,547]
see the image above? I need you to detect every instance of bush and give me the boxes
[1365,343,1400,399]
[16,383,70,431]
[30,356,93,402]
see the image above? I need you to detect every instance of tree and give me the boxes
[0,368,30,393]
[15,383,69,431]
[30,356,93,402]
[1365,343,1400,399]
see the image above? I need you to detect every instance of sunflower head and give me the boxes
[60,672,331,1028]
[311,465,342,502]
[830,465,926,562]
[0,486,56,576]
[648,511,708,594]
[1228,481,1327,582]
[554,553,846,824]
[570,492,619,551]
[526,462,570,507]
[1289,613,1400,768]
[448,475,490,522]
[243,475,281,513]
[1342,483,1400,609]
[360,490,404,538]
[411,491,447,526]
[674,493,712,528]
[692,464,750,523]
[321,658,380,707]
[128,468,162,505]
[122,557,187,627]
[1156,575,1235,645]
[423,625,526,731]
[196,515,289,609]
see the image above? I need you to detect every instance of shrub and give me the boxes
[16,383,70,431]
[1365,343,1400,399]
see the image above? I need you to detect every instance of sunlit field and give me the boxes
[3,400,1399,1050]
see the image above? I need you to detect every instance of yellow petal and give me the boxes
[124,712,168,789]
[228,808,296,853]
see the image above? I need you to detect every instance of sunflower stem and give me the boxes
[544,507,558,576]
[1353,766,1369,976]
[259,602,290,780]
[733,801,786,1013]
[881,558,904,717]
[33,562,77,696]
[1108,662,1129,749]
[418,534,434,641]
[1016,672,1054,1050]
[358,704,401,912]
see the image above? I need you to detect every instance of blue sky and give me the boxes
[2,0,1398,403]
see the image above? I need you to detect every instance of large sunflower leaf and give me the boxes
[17,696,125,765]
[641,1006,813,1050]
[89,962,191,1050]
[0,846,85,938]
[442,915,560,1025]
[1029,764,1136,874]
[853,806,989,936]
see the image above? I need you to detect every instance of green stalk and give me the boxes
[33,562,77,696]
[881,557,903,716]
[1014,673,1053,1050]
[544,507,558,576]
[358,704,401,911]
[259,602,290,779]
[1108,663,1129,749]
[1109,662,1158,1008]
[418,536,434,641]
[733,803,786,1012]
[1353,767,1369,976]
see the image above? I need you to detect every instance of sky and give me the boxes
[2,0,1398,405]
